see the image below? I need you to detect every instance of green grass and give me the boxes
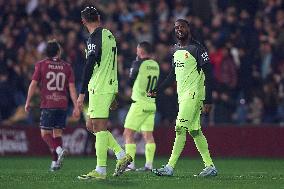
[0,157,283,189]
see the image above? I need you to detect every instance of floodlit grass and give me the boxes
[0,156,283,189]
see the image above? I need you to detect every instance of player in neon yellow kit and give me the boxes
[123,42,160,171]
[76,7,132,180]
[150,19,217,177]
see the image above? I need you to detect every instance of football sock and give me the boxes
[168,130,186,168]
[42,133,54,150]
[107,131,124,157]
[145,143,156,168]
[95,166,106,175]
[192,130,214,167]
[53,137,63,154]
[42,133,56,160]
[95,131,109,167]
[125,143,136,164]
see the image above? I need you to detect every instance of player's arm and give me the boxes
[25,63,41,112]
[77,32,102,110]
[25,80,38,112]
[128,59,142,87]
[198,48,213,113]
[148,64,175,97]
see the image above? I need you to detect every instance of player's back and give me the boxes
[32,57,74,109]
[88,28,118,94]
[132,59,160,103]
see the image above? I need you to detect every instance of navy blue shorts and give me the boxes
[40,109,67,130]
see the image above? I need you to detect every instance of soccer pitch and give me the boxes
[0,157,283,189]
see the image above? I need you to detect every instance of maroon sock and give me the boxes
[42,134,56,161]
[52,150,58,161]
[42,134,54,150]
[53,137,63,152]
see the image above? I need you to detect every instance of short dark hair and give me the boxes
[176,19,190,28]
[138,41,153,54]
[46,40,60,58]
[81,6,100,23]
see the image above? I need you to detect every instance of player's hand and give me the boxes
[147,90,157,98]
[25,102,30,113]
[72,106,81,119]
[77,94,85,111]
[202,104,212,114]
[110,95,118,110]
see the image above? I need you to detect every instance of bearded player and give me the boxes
[25,40,79,171]
[149,19,217,177]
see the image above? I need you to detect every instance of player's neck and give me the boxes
[178,38,190,47]
[87,24,100,34]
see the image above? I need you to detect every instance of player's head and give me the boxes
[81,6,100,25]
[174,19,191,41]
[46,39,61,58]
[137,41,152,59]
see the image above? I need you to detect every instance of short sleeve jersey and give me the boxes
[172,43,210,102]
[86,27,118,94]
[129,59,160,103]
[32,58,75,109]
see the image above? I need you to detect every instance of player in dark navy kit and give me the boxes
[25,40,79,171]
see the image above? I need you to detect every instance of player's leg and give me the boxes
[123,102,147,170]
[138,105,156,171]
[139,131,155,171]
[52,109,68,168]
[153,101,188,176]
[188,100,217,177]
[78,94,131,180]
[39,109,58,171]
[123,128,136,170]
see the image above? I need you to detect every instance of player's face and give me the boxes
[136,46,143,59]
[174,21,189,40]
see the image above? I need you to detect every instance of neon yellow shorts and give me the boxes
[176,98,203,132]
[124,101,156,132]
[88,93,115,119]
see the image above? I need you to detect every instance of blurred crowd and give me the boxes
[0,0,284,126]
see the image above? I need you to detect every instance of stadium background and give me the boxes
[1,1,284,189]
[1,0,284,160]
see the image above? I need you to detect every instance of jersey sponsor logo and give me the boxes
[201,52,209,61]
[174,61,185,67]
[178,118,188,123]
[87,43,96,54]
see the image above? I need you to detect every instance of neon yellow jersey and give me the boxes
[86,27,118,94]
[129,58,160,103]
[173,43,210,102]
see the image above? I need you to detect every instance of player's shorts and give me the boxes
[124,101,156,132]
[40,109,67,130]
[88,93,116,119]
[176,98,203,132]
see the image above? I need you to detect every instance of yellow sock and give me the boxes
[125,143,136,163]
[95,131,108,167]
[145,143,156,166]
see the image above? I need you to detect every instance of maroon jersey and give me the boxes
[32,57,75,109]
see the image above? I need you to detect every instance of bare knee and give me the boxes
[92,119,107,133]
[86,118,93,132]
[142,131,155,143]
[123,128,135,144]
[53,129,63,138]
